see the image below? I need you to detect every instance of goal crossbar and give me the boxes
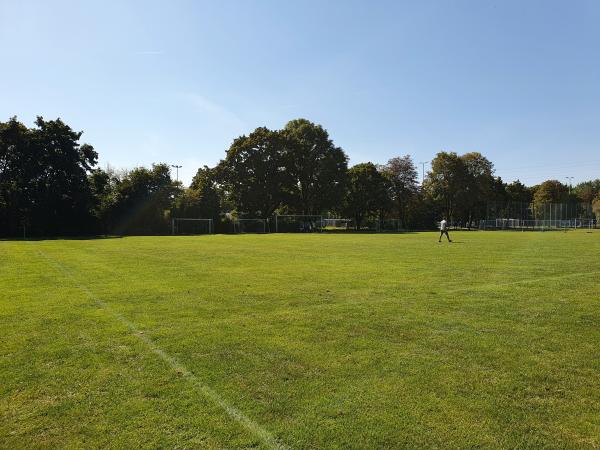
[274,215,323,233]
[172,218,214,235]
[233,218,268,233]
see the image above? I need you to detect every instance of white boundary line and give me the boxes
[445,270,600,295]
[36,249,288,450]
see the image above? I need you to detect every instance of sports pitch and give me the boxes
[1,231,599,448]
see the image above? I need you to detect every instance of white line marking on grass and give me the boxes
[446,270,600,295]
[36,249,288,450]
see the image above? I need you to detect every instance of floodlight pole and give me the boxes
[419,161,429,185]
[565,176,574,194]
[171,164,182,182]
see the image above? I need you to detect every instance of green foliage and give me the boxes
[574,179,600,203]
[1,114,598,236]
[176,166,221,222]
[218,127,290,217]
[380,155,418,227]
[344,163,390,228]
[505,179,533,204]
[283,119,348,214]
[532,179,569,205]
[593,197,600,221]
[424,151,469,219]
[424,151,496,225]
[105,164,177,235]
[0,116,97,236]
[458,152,495,223]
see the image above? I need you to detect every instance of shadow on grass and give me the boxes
[2,229,439,241]
[0,235,125,242]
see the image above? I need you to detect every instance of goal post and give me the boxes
[233,218,268,234]
[322,218,351,231]
[274,215,323,233]
[379,218,402,232]
[171,218,213,235]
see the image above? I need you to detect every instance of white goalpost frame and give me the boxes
[274,215,323,233]
[378,218,401,232]
[171,218,213,235]
[233,218,268,234]
[481,217,597,231]
[322,218,352,230]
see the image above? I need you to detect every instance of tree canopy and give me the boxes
[1,115,598,237]
[0,116,98,236]
[344,163,390,229]
[282,119,348,215]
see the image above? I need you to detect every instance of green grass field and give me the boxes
[2,231,599,448]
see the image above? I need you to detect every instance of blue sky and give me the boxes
[1,0,599,186]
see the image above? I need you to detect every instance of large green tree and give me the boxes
[532,180,569,205]
[574,179,600,204]
[0,116,97,236]
[593,197,600,221]
[88,167,119,232]
[282,119,348,215]
[459,152,495,226]
[344,163,390,229]
[424,151,495,225]
[176,166,222,223]
[424,152,468,221]
[380,155,418,228]
[531,180,571,219]
[505,180,533,204]
[106,163,177,234]
[219,127,291,217]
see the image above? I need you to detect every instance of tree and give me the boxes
[505,180,533,204]
[533,180,569,205]
[574,179,600,204]
[424,152,468,221]
[405,189,440,229]
[106,163,177,234]
[219,127,291,217]
[88,167,118,233]
[0,116,98,236]
[593,197,600,222]
[531,180,572,220]
[282,119,348,214]
[380,155,418,228]
[490,176,508,203]
[424,151,495,226]
[0,118,31,236]
[176,166,221,222]
[344,163,390,229]
[459,152,495,227]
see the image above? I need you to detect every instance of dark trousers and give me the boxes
[439,230,451,241]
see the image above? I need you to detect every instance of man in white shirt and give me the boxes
[439,217,452,243]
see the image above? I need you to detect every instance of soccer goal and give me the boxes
[171,218,213,235]
[274,215,323,233]
[322,218,351,231]
[233,218,268,233]
[379,219,402,232]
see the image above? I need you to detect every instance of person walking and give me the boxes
[439,217,452,242]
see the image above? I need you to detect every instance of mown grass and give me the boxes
[1,231,599,448]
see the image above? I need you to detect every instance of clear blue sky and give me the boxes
[2,0,599,186]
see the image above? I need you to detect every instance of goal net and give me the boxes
[274,215,323,233]
[480,218,596,230]
[172,218,213,235]
[234,218,268,233]
[322,218,351,231]
[379,219,401,232]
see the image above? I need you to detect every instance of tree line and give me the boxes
[1,116,599,236]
